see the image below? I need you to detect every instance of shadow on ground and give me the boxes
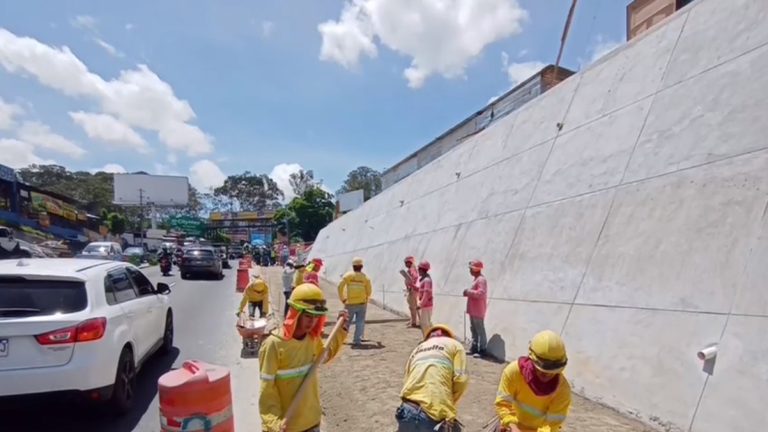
[0,348,179,432]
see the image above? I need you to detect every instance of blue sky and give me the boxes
[0,0,627,199]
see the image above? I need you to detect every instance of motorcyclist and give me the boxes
[157,245,173,260]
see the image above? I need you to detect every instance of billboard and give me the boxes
[337,189,364,212]
[113,174,189,206]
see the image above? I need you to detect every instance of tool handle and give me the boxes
[282,315,347,428]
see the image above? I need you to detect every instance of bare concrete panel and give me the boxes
[505,74,579,152]
[442,211,524,298]
[732,215,768,316]
[501,190,614,303]
[565,12,686,131]
[532,100,651,206]
[691,315,768,431]
[580,151,768,312]
[479,143,551,217]
[626,43,768,182]
[483,300,571,362]
[457,112,516,176]
[562,306,726,429]
[663,0,768,87]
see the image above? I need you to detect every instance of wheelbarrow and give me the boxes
[235,313,276,358]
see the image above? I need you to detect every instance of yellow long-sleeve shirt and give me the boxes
[238,279,270,314]
[495,360,571,432]
[293,267,306,288]
[258,327,348,432]
[399,336,468,422]
[337,271,372,305]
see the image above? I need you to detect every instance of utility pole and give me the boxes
[138,188,145,249]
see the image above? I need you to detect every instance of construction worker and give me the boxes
[464,260,488,357]
[495,330,571,432]
[281,260,295,318]
[305,257,323,276]
[337,257,372,346]
[293,260,307,289]
[237,274,270,318]
[303,271,319,286]
[396,324,468,431]
[259,283,349,432]
[417,261,433,336]
[404,256,420,328]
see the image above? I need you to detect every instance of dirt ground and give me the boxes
[262,268,654,432]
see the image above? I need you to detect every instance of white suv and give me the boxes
[0,258,173,413]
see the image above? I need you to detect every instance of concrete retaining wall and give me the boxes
[312,0,768,430]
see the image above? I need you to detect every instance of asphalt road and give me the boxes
[2,262,263,432]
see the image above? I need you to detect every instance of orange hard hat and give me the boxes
[404,256,415,263]
[418,260,431,271]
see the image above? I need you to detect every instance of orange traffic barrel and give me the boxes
[246,255,253,269]
[236,267,249,292]
[158,360,234,432]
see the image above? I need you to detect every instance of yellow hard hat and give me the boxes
[352,257,364,266]
[288,283,327,316]
[423,324,456,341]
[528,330,568,373]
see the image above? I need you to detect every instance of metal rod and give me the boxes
[554,0,579,75]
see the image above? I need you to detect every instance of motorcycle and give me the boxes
[160,256,172,276]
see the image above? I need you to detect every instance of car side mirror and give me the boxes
[157,282,172,295]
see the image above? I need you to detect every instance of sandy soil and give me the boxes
[262,268,654,432]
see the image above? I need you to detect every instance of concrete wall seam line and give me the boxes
[558,9,690,338]
[500,74,587,265]
[688,193,768,431]
[321,143,768,258]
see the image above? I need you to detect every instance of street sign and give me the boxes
[168,215,206,236]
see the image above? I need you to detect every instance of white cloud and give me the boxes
[17,121,86,158]
[269,163,303,202]
[0,138,55,168]
[501,51,544,86]
[125,23,134,31]
[189,159,226,192]
[94,38,124,58]
[69,111,149,152]
[262,21,275,38]
[92,163,127,173]
[517,48,528,58]
[588,35,622,65]
[0,97,24,130]
[71,15,97,31]
[153,162,180,176]
[0,28,214,157]
[319,0,529,88]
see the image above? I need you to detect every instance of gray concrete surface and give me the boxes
[1,263,261,432]
[310,0,768,430]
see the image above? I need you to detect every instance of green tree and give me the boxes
[214,172,284,211]
[106,212,128,236]
[336,166,382,201]
[275,188,334,242]
[289,169,316,197]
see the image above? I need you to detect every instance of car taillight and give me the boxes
[35,318,107,345]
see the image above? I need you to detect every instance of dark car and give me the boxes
[179,247,223,280]
[123,246,148,263]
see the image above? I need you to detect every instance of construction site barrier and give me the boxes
[158,360,234,432]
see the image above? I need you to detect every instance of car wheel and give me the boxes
[218,271,224,280]
[111,347,136,415]
[160,311,174,354]
[180,273,188,280]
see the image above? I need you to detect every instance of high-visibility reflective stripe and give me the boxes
[496,393,563,422]
[261,373,275,381]
[275,364,311,379]
[412,356,452,369]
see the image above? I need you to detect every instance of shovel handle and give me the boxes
[282,315,347,428]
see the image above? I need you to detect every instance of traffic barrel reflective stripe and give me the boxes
[160,405,233,432]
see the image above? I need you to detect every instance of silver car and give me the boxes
[179,247,223,280]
